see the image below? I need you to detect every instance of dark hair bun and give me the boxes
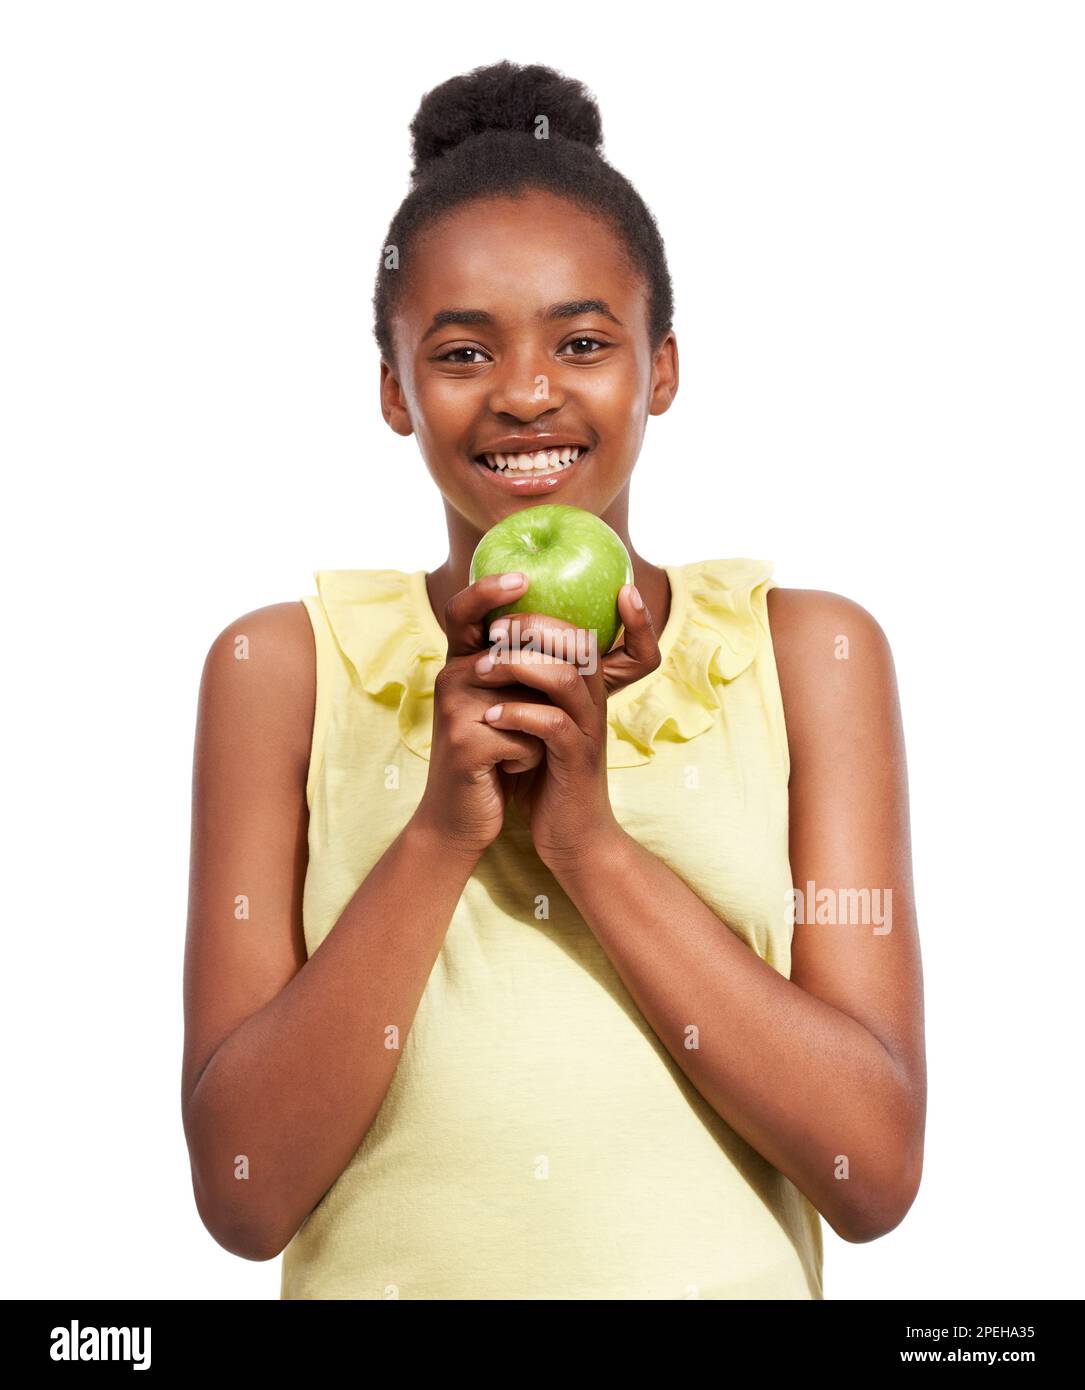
[409,60,603,179]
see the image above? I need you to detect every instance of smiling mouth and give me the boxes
[474,445,588,477]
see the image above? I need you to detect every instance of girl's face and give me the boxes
[381,188,678,532]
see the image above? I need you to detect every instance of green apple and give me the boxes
[469,503,634,654]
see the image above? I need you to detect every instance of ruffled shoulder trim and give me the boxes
[313,568,445,762]
[312,561,775,768]
[605,557,775,767]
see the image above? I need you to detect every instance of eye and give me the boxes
[561,336,611,355]
[435,346,489,364]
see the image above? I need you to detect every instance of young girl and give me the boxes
[182,60,925,1301]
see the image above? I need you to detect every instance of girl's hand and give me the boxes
[412,572,549,860]
[473,584,661,871]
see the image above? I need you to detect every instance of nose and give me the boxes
[485,345,567,417]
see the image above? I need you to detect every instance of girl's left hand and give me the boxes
[472,583,661,872]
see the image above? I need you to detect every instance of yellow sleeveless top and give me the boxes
[281,558,824,1300]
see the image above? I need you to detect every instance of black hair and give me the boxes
[371,60,675,370]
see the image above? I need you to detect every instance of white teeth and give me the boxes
[480,446,584,474]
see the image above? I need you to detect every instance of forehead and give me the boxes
[404,189,642,328]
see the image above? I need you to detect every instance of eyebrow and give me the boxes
[420,299,623,344]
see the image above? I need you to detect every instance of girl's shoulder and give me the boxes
[197,600,317,772]
[764,586,899,760]
[766,585,890,652]
[203,599,316,683]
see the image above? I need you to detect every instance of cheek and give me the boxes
[418,376,471,423]
[412,382,479,460]
[580,357,649,428]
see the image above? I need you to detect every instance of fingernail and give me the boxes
[629,584,644,610]
[499,572,527,590]
[484,704,503,721]
[475,652,494,674]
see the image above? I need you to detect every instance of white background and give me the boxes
[2,0,1081,1301]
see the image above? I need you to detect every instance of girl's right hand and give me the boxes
[411,572,546,860]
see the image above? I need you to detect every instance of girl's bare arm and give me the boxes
[181,601,479,1261]
[540,588,925,1244]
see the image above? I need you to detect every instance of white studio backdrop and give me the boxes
[2,1,1081,1300]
